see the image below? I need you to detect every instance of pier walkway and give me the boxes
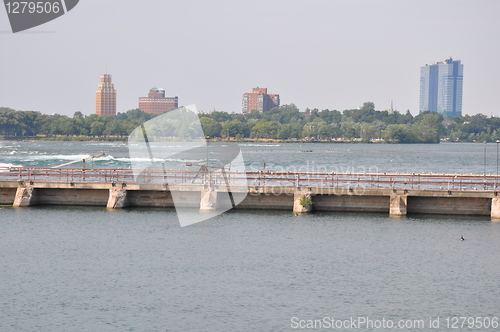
[1,167,499,191]
[1,167,500,218]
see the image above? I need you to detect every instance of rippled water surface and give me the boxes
[1,141,499,174]
[1,208,499,331]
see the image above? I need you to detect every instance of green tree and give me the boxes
[412,112,443,143]
[360,102,375,112]
[90,121,105,137]
[208,111,231,123]
[250,120,280,138]
[384,124,416,143]
[318,123,340,140]
[222,120,246,138]
[73,111,84,119]
[200,117,222,138]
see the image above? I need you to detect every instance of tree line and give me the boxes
[0,108,153,139]
[1,103,500,143]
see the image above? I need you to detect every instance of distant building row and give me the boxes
[95,75,178,116]
[97,62,464,118]
[96,75,281,116]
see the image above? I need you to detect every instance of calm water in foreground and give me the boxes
[1,142,500,331]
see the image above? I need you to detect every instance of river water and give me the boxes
[1,142,499,331]
[0,141,499,174]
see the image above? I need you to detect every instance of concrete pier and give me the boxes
[1,182,497,217]
[390,194,407,216]
[2,166,500,218]
[293,192,313,214]
[491,196,500,219]
[106,189,128,209]
[13,187,36,207]
[200,188,218,211]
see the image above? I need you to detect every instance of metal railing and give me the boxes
[1,167,499,191]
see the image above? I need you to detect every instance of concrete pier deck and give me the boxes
[1,167,500,217]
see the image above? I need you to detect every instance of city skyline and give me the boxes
[1,0,500,117]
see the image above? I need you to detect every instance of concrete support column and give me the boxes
[293,192,313,214]
[200,188,217,211]
[107,189,128,209]
[390,194,407,216]
[491,196,500,219]
[13,187,36,207]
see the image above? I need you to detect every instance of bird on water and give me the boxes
[460,236,465,241]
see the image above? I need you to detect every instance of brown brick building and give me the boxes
[95,74,116,116]
[242,87,280,113]
[138,88,178,115]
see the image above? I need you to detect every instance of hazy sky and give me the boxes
[1,0,499,117]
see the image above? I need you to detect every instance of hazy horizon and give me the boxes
[1,0,499,117]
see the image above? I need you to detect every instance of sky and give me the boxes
[1,0,500,117]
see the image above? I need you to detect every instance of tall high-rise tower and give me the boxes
[419,58,463,117]
[96,74,116,116]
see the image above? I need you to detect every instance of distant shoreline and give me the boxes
[0,136,447,144]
